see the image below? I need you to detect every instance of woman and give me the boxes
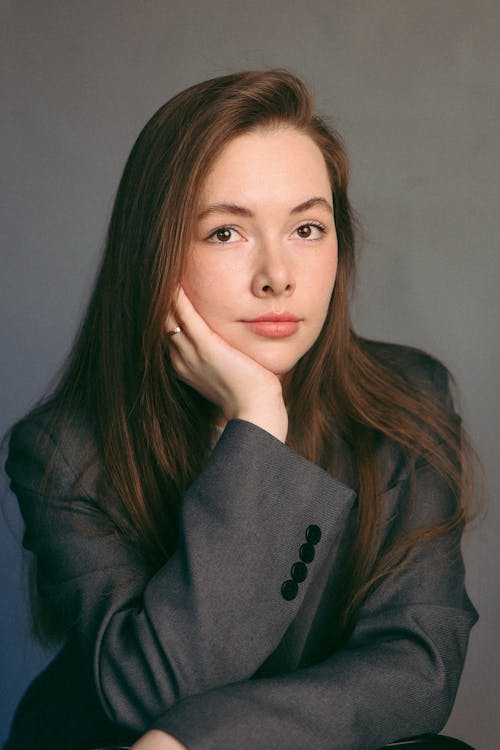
[3,69,478,750]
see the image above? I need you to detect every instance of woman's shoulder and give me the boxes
[5,400,101,499]
[355,339,459,490]
[359,338,453,402]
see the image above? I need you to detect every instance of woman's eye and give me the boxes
[294,222,326,240]
[207,226,239,243]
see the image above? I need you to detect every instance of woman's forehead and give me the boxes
[198,128,331,205]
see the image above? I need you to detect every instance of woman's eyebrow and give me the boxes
[196,196,333,221]
[197,203,253,220]
[290,197,333,215]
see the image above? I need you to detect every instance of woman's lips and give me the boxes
[244,320,300,337]
[242,312,302,338]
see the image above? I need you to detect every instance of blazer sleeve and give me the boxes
[146,361,478,750]
[5,416,356,731]
[150,456,478,750]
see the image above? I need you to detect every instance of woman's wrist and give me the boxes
[235,406,288,443]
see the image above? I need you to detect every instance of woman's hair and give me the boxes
[7,69,479,643]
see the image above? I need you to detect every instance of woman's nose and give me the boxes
[251,242,296,297]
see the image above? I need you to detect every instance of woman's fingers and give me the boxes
[165,286,206,341]
[164,287,204,384]
[168,347,191,382]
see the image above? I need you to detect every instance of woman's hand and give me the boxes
[165,286,288,442]
[130,729,188,750]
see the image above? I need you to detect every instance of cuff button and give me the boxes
[281,579,299,600]
[299,542,315,564]
[306,524,321,544]
[291,561,308,582]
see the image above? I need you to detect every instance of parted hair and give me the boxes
[6,69,478,643]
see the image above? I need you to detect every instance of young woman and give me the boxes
[3,70,478,750]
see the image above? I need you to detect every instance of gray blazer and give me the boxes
[3,345,477,750]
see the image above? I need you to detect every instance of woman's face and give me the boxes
[182,127,338,378]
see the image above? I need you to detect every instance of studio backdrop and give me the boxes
[1,2,498,748]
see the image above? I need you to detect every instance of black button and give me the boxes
[299,542,315,564]
[306,524,322,544]
[281,579,299,600]
[291,561,308,583]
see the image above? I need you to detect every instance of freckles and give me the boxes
[183,257,213,296]
[182,261,236,323]
[305,265,336,296]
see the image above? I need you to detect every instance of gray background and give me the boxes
[1,1,498,747]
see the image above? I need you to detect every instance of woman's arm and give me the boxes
[7,408,476,749]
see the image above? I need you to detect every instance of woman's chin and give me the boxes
[223,330,311,377]
[244,349,301,378]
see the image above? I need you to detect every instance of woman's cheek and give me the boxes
[181,271,226,330]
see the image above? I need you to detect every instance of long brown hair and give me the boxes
[8,69,479,643]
